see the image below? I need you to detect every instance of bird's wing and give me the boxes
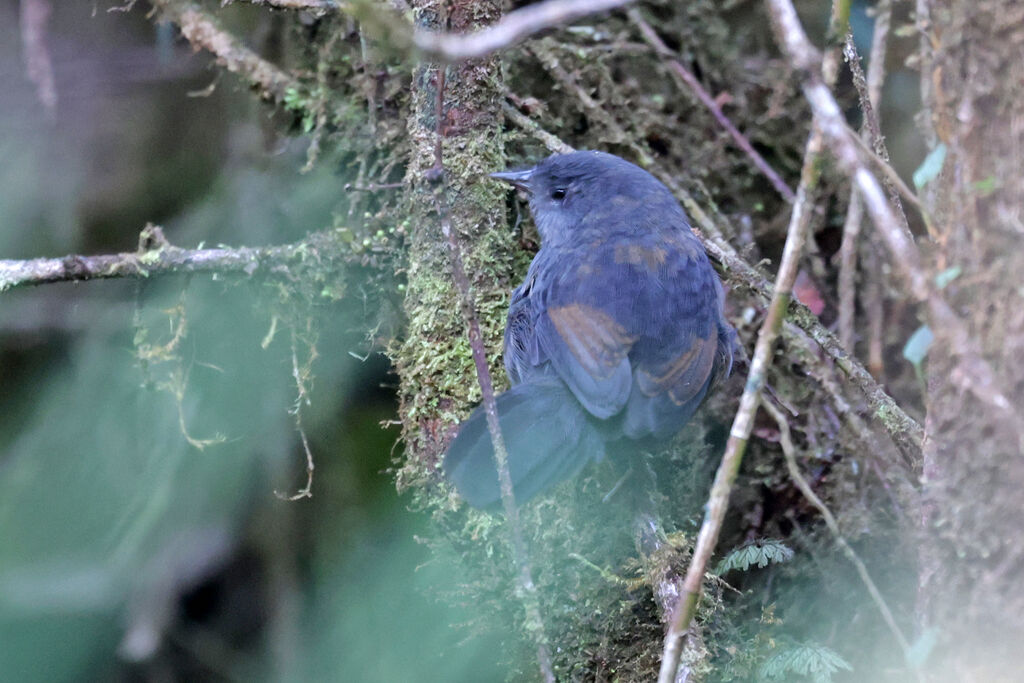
[530,248,637,419]
[618,234,724,438]
[503,280,535,386]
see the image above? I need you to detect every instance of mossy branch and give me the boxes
[0,225,347,292]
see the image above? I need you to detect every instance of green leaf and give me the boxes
[913,144,947,190]
[760,642,853,682]
[934,266,962,289]
[971,175,999,196]
[902,324,934,368]
[716,539,794,574]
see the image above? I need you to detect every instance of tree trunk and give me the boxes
[394,0,518,497]
[920,0,1024,677]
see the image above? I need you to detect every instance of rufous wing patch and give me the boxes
[637,323,717,405]
[613,244,668,270]
[547,304,637,379]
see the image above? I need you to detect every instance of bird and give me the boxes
[444,150,738,509]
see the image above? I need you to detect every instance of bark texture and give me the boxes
[393,0,520,496]
[920,1,1024,678]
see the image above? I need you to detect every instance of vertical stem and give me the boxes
[658,2,851,678]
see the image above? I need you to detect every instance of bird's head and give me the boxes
[490,151,685,246]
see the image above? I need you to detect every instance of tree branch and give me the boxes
[149,0,300,103]
[628,8,796,203]
[0,225,342,292]
[350,0,636,63]
[765,0,1013,414]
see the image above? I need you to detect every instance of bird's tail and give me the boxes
[444,382,605,509]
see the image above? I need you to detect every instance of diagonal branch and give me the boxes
[149,0,300,103]
[765,0,1013,415]
[628,8,796,203]
[352,0,636,63]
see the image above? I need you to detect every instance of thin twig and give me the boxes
[844,35,913,238]
[627,8,796,203]
[657,125,826,683]
[765,0,1014,415]
[761,398,920,680]
[274,327,317,501]
[838,189,864,351]
[838,0,895,353]
[431,66,555,683]
[659,1,852,675]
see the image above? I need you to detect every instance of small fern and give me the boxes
[716,539,794,574]
[760,642,853,682]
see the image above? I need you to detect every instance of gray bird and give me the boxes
[445,151,738,509]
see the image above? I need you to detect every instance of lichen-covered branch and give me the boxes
[0,225,344,292]
[150,0,300,103]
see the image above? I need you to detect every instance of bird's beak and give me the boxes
[489,167,535,194]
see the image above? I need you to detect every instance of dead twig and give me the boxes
[274,326,318,501]
[761,397,921,680]
[431,66,555,683]
[765,0,1013,415]
[628,8,796,203]
[659,125,830,683]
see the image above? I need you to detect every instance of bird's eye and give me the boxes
[551,188,567,200]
